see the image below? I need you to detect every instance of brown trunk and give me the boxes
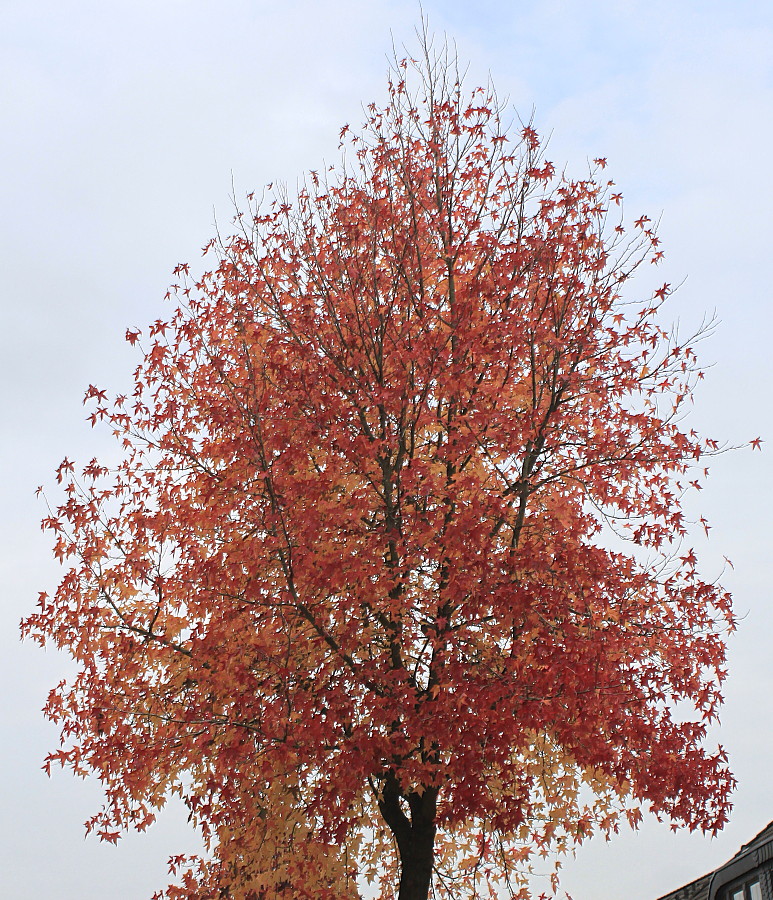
[377,772,438,900]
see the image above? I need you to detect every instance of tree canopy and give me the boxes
[24,40,735,900]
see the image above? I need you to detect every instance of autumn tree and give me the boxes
[24,38,736,900]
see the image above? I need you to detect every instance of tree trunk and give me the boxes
[377,772,438,900]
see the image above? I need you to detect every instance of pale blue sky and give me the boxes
[2,2,771,898]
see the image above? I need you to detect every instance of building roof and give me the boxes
[656,871,712,900]
[655,821,773,900]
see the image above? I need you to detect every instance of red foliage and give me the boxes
[23,42,735,900]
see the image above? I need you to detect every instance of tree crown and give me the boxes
[24,39,735,900]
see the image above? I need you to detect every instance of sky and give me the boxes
[1,1,771,898]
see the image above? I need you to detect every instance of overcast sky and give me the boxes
[2,2,771,898]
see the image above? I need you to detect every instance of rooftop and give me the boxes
[655,821,773,900]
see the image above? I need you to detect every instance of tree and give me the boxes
[24,38,736,900]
